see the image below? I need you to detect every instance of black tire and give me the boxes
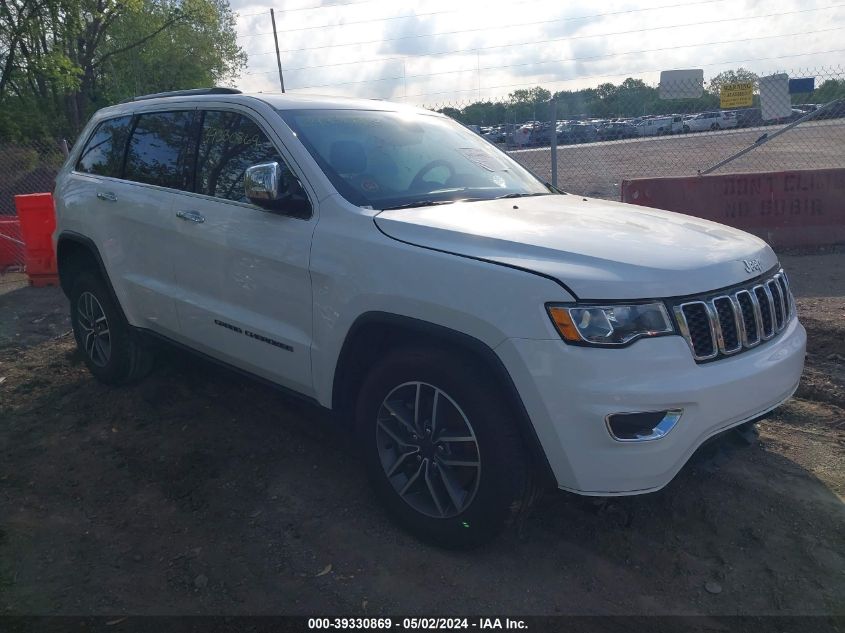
[355,346,533,548]
[69,271,154,385]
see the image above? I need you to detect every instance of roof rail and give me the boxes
[120,87,242,103]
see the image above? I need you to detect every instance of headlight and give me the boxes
[547,302,674,346]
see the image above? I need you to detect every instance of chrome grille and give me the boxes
[673,269,794,362]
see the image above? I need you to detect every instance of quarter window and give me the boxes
[76,116,132,177]
[124,111,195,189]
[195,111,285,202]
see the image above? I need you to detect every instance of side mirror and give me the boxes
[244,162,281,203]
[244,161,311,217]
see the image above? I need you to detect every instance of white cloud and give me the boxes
[230,0,845,104]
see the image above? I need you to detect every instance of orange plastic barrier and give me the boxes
[14,192,59,287]
[621,169,845,248]
[0,217,24,270]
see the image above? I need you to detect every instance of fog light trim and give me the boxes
[605,409,683,442]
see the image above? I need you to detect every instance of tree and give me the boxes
[812,79,845,102]
[0,0,245,140]
[98,0,243,106]
[462,101,506,126]
[708,68,759,96]
[436,106,463,122]
[507,86,551,123]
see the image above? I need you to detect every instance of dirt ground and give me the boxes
[508,119,845,199]
[0,253,843,617]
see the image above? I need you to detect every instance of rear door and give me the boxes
[167,106,317,395]
[64,109,194,334]
[111,109,196,334]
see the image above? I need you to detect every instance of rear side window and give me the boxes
[195,111,284,202]
[76,116,132,177]
[124,111,195,189]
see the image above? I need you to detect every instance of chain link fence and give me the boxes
[427,66,845,200]
[0,138,66,288]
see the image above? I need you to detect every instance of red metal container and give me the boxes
[0,217,24,270]
[14,192,59,286]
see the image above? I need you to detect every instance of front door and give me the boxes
[168,108,316,396]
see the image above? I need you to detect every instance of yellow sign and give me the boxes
[720,82,754,108]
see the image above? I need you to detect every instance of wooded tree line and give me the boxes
[438,70,845,126]
[0,0,245,142]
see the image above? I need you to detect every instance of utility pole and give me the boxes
[270,8,285,93]
[549,99,558,189]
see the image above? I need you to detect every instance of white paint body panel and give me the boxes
[54,92,806,495]
[497,318,805,494]
[57,172,183,335]
[374,195,778,300]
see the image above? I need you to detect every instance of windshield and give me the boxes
[278,109,550,210]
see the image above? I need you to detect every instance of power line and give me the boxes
[237,6,451,38]
[242,4,844,72]
[402,48,845,101]
[242,26,843,78]
[239,0,386,17]
[278,44,839,93]
[403,27,845,80]
[270,3,845,55]
[236,9,269,18]
[236,0,728,39]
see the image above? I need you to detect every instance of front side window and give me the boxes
[76,116,132,177]
[124,111,195,189]
[195,111,285,203]
[278,109,549,210]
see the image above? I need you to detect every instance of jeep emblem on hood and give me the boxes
[743,258,763,274]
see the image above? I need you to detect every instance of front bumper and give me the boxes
[496,316,806,495]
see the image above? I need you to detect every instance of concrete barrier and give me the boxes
[621,169,845,248]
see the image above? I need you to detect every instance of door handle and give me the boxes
[96,191,117,202]
[176,210,205,224]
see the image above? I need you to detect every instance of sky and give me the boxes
[229,0,845,106]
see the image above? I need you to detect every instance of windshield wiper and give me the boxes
[379,199,462,211]
[493,192,549,200]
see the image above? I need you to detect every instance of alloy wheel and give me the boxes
[376,381,481,519]
[76,291,111,367]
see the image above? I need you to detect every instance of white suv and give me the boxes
[683,110,738,132]
[54,88,806,547]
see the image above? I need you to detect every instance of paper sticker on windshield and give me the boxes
[457,147,506,172]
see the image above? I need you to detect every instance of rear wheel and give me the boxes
[70,272,154,385]
[355,347,534,548]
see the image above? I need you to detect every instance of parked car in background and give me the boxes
[734,108,763,128]
[513,124,533,147]
[597,121,638,141]
[481,126,506,144]
[529,122,555,146]
[780,108,810,124]
[812,100,845,120]
[636,115,683,137]
[557,122,598,144]
[683,111,738,132]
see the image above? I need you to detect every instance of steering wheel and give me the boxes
[409,160,456,191]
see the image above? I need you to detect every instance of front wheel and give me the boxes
[355,347,534,548]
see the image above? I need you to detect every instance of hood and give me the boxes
[374,195,777,300]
